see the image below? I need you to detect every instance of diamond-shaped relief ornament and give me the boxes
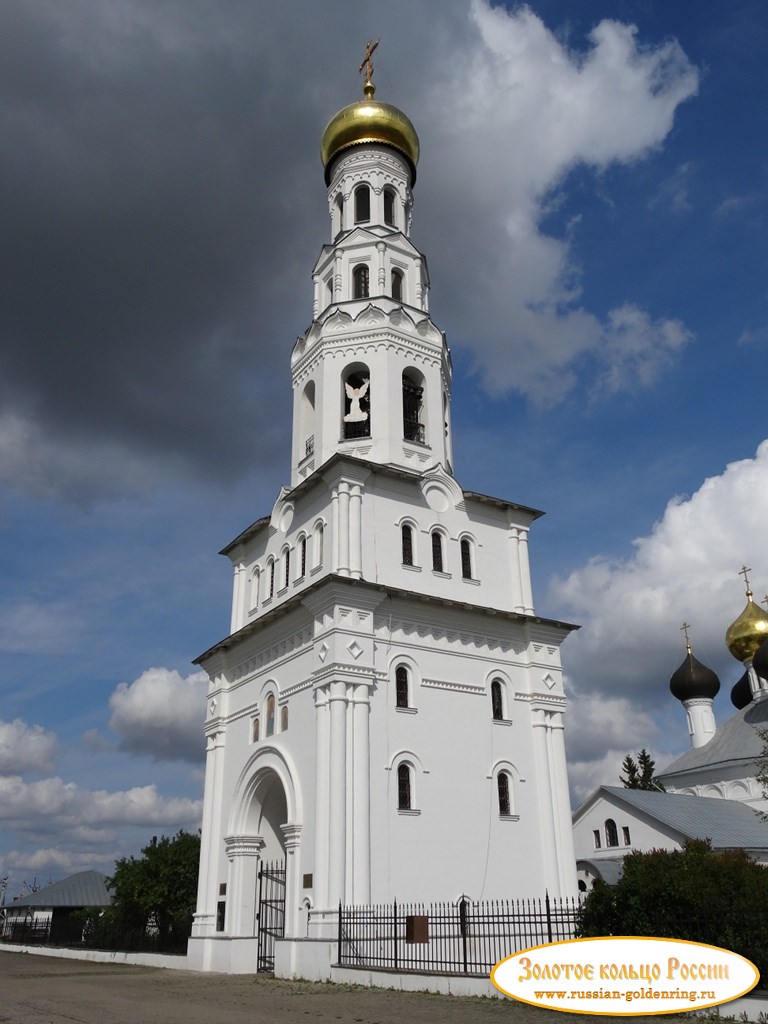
[347,639,363,661]
[209,699,218,716]
[318,642,329,662]
[543,673,556,690]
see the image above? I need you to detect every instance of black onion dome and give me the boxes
[731,670,752,710]
[753,636,768,682]
[670,651,721,701]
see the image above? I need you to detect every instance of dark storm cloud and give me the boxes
[0,1,344,495]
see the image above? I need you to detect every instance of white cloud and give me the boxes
[0,719,57,775]
[592,305,692,397]
[426,0,699,402]
[564,686,677,804]
[0,775,201,837]
[552,440,768,709]
[0,597,83,654]
[108,667,207,763]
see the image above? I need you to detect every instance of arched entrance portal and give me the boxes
[250,771,287,972]
[225,749,302,972]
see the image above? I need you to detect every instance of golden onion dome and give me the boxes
[725,594,768,662]
[320,82,420,185]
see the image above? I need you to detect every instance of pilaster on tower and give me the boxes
[290,77,454,487]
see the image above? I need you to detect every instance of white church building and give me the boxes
[187,60,578,977]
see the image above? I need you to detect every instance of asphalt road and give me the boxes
[0,951,686,1023]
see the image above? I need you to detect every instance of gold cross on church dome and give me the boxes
[359,38,380,94]
[738,564,753,598]
[680,621,692,653]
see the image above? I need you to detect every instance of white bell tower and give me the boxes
[189,49,578,978]
[290,76,453,485]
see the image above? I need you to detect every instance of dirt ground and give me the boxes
[0,950,690,1024]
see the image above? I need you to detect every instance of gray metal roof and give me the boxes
[595,786,768,849]
[658,699,768,780]
[7,870,112,908]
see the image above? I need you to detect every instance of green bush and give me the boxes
[577,839,768,980]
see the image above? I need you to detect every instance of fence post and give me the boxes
[394,900,398,971]
[459,898,469,974]
[337,901,342,965]
[545,890,553,944]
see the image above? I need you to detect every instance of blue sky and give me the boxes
[1,0,767,896]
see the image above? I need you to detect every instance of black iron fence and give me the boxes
[338,895,579,976]
[2,919,52,945]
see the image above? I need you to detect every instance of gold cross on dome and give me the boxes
[359,39,380,89]
[738,564,753,598]
[762,594,768,610]
[680,621,692,653]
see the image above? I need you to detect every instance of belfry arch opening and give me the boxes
[301,381,316,461]
[342,363,371,439]
[402,368,425,444]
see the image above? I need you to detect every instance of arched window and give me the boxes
[383,187,396,227]
[343,367,371,439]
[298,536,307,579]
[402,370,424,443]
[498,772,511,816]
[431,531,443,573]
[605,819,619,848]
[354,184,370,223]
[249,568,260,611]
[353,264,369,299]
[391,268,403,302]
[301,381,315,460]
[280,706,288,732]
[252,718,260,743]
[491,679,504,721]
[397,763,411,810]
[401,524,414,566]
[395,665,409,708]
[460,538,473,580]
[268,558,275,599]
[265,695,276,738]
[283,548,290,590]
[314,522,324,568]
[334,192,344,236]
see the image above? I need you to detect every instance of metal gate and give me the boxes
[256,860,286,972]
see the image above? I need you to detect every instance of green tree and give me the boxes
[578,840,768,978]
[755,727,768,818]
[620,748,665,791]
[83,830,200,953]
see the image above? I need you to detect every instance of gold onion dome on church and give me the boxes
[320,82,420,184]
[725,594,768,662]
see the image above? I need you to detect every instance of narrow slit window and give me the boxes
[593,830,601,849]
[266,695,275,737]
[401,524,413,566]
[622,826,631,846]
[269,559,275,599]
[460,538,473,580]
[299,536,307,578]
[384,187,395,226]
[491,680,503,721]
[283,550,290,589]
[391,268,403,301]
[498,773,511,816]
[397,763,411,810]
[395,666,409,708]
[431,531,443,573]
[280,706,288,732]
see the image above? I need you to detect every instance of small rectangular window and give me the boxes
[593,829,601,849]
[622,826,631,846]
